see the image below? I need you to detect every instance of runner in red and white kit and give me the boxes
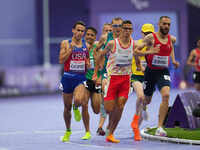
[187,38,200,91]
[133,16,179,137]
[96,20,159,143]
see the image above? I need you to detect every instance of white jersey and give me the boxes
[107,38,134,75]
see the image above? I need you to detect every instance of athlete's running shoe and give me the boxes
[81,132,91,140]
[131,114,142,141]
[106,134,120,143]
[155,127,167,137]
[73,104,81,122]
[61,130,72,142]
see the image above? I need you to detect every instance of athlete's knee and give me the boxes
[64,105,72,115]
[117,102,125,110]
[117,99,127,110]
[64,103,72,110]
[104,103,114,113]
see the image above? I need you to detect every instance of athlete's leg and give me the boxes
[97,78,107,135]
[159,86,170,127]
[91,92,101,114]
[110,96,127,134]
[81,88,90,133]
[62,93,73,142]
[74,84,86,106]
[131,81,145,141]
[63,93,73,130]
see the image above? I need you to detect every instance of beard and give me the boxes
[160,27,169,35]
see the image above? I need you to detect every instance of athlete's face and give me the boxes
[122,23,133,38]
[102,25,112,34]
[159,18,171,35]
[85,29,96,45]
[72,24,85,40]
[112,20,123,37]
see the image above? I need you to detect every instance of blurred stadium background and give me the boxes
[0,0,200,97]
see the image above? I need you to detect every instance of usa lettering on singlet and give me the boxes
[63,39,88,73]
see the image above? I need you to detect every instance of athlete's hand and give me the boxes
[172,60,179,69]
[152,46,160,54]
[99,35,107,45]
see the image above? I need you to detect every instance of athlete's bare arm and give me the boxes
[187,49,196,67]
[94,34,108,52]
[134,34,159,56]
[171,35,176,44]
[170,35,176,62]
[99,40,114,57]
[92,40,114,81]
[170,35,179,68]
[59,40,74,64]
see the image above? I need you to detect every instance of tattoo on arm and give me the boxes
[143,34,154,48]
[103,42,113,55]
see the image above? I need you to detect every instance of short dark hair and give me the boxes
[122,20,132,26]
[111,17,123,24]
[159,16,171,21]
[72,21,86,29]
[103,23,112,26]
[86,26,98,35]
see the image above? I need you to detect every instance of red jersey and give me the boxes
[64,39,88,73]
[195,48,200,72]
[146,33,172,70]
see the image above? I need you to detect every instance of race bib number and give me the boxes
[70,60,85,72]
[116,54,132,67]
[152,55,169,67]
[90,59,95,69]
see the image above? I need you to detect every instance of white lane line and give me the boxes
[0,131,24,135]
[0,148,8,150]
[34,130,83,134]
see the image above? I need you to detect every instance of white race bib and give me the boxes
[152,55,169,67]
[116,54,132,67]
[70,60,85,72]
